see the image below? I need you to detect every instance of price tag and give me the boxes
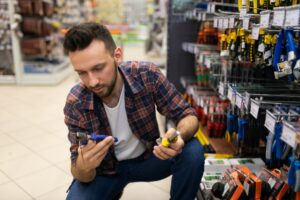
[227,87,233,101]
[205,58,211,68]
[223,18,229,29]
[264,112,276,133]
[207,3,211,13]
[240,6,247,19]
[200,98,204,108]
[198,12,202,21]
[243,16,250,30]
[229,16,235,28]
[193,9,197,18]
[273,8,286,27]
[243,182,250,196]
[260,11,270,28]
[235,94,243,108]
[211,3,216,13]
[250,101,260,119]
[219,82,225,96]
[245,95,250,109]
[204,105,208,115]
[202,13,206,21]
[222,183,230,197]
[281,123,297,149]
[218,18,223,29]
[251,24,260,40]
[196,96,201,106]
[285,6,300,27]
[214,17,218,28]
[268,178,276,189]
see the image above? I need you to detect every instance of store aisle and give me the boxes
[0,43,170,199]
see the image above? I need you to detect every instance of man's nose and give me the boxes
[88,72,99,87]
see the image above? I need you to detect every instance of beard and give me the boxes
[91,61,118,98]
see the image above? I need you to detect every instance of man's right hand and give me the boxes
[72,136,114,182]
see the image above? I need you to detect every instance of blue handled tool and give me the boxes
[288,157,300,192]
[77,132,118,145]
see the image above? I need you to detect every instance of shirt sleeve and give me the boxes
[63,100,86,163]
[149,64,197,124]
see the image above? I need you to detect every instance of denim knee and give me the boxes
[180,138,205,172]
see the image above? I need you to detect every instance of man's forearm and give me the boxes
[71,162,96,183]
[176,115,199,141]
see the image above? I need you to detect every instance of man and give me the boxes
[63,22,204,200]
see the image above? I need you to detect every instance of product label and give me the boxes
[260,12,270,28]
[240,6,247,19]
[281,124,297,149]
[218,18,223,29]
[250,101,260,119]
[285,7,300,27]
[252,25,260,40]
[214,17,218,28]
[243,16,250,30]
[273,8,285,27]
[229,16,235,28]
[236,94,243,108]
[264,112,276,133]
[227,87,233,101]
[219,82,225,96]
[223,18,229,29]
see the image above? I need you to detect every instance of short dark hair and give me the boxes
[63,22,116,55]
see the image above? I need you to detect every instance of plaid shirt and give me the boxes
[64,61,196,175]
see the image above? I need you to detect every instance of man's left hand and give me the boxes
[153,128,185,160]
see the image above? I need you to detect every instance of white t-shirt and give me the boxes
[103,85,146,161]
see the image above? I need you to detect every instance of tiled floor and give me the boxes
[0,43,171,199]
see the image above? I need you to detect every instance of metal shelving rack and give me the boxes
[3,0,71,85]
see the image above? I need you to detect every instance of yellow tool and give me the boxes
[157,131,180,147]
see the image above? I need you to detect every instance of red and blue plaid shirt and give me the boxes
[64,61,196,175]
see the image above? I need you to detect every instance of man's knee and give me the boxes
[181,138,205,170]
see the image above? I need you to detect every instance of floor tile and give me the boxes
[0,154,51,179]
[0,119,31,134]
[20,134,64,152]
[0,110,17,124]
[0,182,32,200]
[121,182,169,200]
[150,176,172,193]
[0,143,32,163]
[38,143,70,164]
[35,184,69,200]
[6,126,47,142]
[55,159,71,175]
[0,170,10,185]
[38,118,69,133]
[15,166,72,198]
[0,133,16,147]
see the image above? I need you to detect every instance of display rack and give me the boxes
[3,0,72,85]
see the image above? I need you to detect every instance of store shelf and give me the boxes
[0,75,16,84]
[18,60,72,85]
[200,124,237,155]
[182,42,219,55]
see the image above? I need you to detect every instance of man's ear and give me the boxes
[114,47,123,64]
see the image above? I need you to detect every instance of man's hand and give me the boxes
[153,128,185,160]
[72,136,114,182]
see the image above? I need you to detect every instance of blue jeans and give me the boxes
[66,138,204,200]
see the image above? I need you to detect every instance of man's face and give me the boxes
[69,40,121,98]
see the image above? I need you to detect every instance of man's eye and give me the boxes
[77,72,86,76]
